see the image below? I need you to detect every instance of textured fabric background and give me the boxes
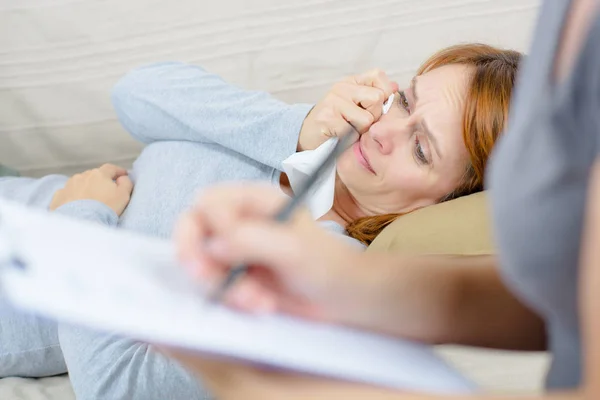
[1,0,539,177]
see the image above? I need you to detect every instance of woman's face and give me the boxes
[336,64,473,215]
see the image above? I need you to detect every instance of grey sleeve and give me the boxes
[54,200,119,226]
[111,61,314,171]
[0,176,118,226]
[0,175,68,208]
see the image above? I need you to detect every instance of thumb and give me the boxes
[116,175,134,195]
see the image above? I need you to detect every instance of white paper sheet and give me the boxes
[0,200,475,394]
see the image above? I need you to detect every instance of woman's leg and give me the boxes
[0,302,66,377]
[0,175,69,377]
[58,323,213,400]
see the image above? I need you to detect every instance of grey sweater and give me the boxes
[0,62,357,243]
[488,0,593,390]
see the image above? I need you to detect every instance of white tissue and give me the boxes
[281,139,338,219]
[382,93,394,115]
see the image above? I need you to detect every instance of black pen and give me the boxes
[208,132,355,303]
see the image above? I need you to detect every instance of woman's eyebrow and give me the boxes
[410,77,419,103]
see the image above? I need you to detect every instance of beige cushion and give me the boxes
[368,192,494,255]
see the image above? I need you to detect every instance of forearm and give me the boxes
[111,62,313,170]
[0,175,67,208]
[274,376,581,400]
[349,254,546,350]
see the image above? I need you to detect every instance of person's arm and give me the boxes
[350,253,546,351]
[372,151,600,400]
[174,184,544,351]
[111,62,313,170]
[167,353,582,400]
[578,160,600,399]
[168,170,600,400]
[111,63,397,170]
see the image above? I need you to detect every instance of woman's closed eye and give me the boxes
[414,136,431,166]
[398,90,432,166]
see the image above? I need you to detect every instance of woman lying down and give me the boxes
[0,43,520,400]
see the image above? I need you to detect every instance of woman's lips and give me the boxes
[353,140,376,174]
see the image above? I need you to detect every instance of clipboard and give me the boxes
[0,199,476,394]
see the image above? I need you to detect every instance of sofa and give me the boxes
[0,1,547,399]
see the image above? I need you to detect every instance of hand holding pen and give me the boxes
[174,133,363,317]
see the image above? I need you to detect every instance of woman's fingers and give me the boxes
[98,163,128,180]
[226,277,277,313]
[298,68,396,151]
[333,82,386,123]
[174,211,221,280]
[116,175,134,195]
[331,95,377,134]
[174,184,290,282]
[350,68,399,98]
[174,186,318,311]
[49,164,133,215]
[204,219,310,270]
[195,184,288,236]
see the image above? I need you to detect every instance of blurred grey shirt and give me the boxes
[488,0,599,390]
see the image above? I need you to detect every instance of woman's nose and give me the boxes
[368,118,406,155]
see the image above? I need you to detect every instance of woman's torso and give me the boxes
[119,140,280,238]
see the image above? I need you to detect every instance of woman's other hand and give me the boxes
[50,164,134,216]
[297,69,398,151]
[174,183,372,325]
